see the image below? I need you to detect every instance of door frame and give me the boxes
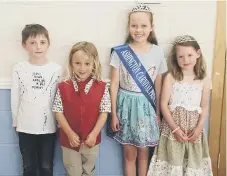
[208,0,226,175]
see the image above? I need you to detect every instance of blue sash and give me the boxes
[112,44,156,111]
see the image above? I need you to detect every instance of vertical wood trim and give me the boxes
[218,69,226,176]
[208,0,226,175]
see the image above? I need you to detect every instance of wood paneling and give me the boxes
[208,1,226,175]
[218,74,226,176]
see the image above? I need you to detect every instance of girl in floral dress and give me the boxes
[147,35,213,176]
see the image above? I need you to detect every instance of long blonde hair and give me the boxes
[62,41,102,81]
[168,37,206,81]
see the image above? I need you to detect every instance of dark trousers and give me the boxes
[18,132,56,176]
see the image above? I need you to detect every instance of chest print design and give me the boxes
[41,73,59,131]
[148,66,156,77]
[30,71,59,131]
[32,72,46,90]
[121,64,132,84]
[121,64,156,84]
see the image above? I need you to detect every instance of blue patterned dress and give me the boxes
[107,44,167,147]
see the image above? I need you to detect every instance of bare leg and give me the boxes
[138,147,149,176]
[123,145,137,176]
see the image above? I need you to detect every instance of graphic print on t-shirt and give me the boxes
[32,72,46,90]
[148,65,156,78]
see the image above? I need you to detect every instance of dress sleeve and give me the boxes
[157,49,168,74]
[99,84,111,112]
[52,88,64,112]
[110,51,120,69]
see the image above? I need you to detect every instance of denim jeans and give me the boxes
[18,132,56,176]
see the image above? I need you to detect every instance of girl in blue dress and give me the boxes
[108,4,167,176]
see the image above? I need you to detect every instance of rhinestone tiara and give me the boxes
[174,35,196,45]
[132,4,152,13]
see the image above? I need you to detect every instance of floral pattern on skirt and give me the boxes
[107,89,159,147]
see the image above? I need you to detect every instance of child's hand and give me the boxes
[188,126,203,143]
[85,133,97,148]
[68,131,80,147]
[111,115,120,132]
[174,129,188,142]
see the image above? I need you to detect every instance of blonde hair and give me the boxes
[62,41,102,81]
[168,40,207,81]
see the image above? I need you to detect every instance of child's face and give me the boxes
[23,34,49,60]
[71,50,94,81]
[176,45,201,71]
[128,12,153,44]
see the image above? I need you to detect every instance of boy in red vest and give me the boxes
[52,41,111,176]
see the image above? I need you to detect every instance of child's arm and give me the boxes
[11,68,20,128]
[188,77,211,142]
[53,89,80,147]
[85,84,111,147]
[90,112,108,136]
[155,74,163,124]
[56,112,80,147]
[85,112,108,147]
[161,73,178,130]
[161,73,188,142]
[110,66,120,131]
[197,77,211,128]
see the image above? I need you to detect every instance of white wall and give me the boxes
[0,1,216,89]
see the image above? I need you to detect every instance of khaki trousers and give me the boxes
[62,145,99,176]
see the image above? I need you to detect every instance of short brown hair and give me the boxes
[22,24,50,44]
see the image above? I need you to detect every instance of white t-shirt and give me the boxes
[11,61,62,134]
[110,44,168,92]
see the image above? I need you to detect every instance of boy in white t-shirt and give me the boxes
[11,24,61,176]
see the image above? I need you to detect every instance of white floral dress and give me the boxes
[147,81,213,176]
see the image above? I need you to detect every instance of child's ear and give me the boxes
[196,49,201,58]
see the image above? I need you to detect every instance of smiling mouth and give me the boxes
[183,64,190,66]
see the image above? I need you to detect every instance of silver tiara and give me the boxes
[132,4,153,13]
[174,35,196,45]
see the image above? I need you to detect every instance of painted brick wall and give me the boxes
[0,89,210,175]
[0,1,215,175]
[0,90,124,176]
